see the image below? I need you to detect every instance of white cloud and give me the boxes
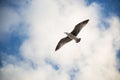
[1,0,120,80]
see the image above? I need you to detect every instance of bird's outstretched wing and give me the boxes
[71,19,89,36]
[55,37,72,51]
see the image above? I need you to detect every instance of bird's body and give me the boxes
[64,32,81,43]
[55,19,89,51]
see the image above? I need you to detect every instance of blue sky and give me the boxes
[0,0,120,80]
[87,0,120,17]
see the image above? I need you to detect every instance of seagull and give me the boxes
[55,19,89,51]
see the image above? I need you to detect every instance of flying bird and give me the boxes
[55,19,89,51]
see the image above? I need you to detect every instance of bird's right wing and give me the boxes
[55,37,72,51]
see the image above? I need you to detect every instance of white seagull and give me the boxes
[55,19,89,51]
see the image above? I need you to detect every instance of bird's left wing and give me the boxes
[55,37,72,51]
[71,19,89,36]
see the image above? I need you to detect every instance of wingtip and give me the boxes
[86,19,89,22]
[55,48,58,51]
[83,19,89,24]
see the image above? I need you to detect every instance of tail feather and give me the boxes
[76,38,81,43]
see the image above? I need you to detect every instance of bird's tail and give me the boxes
[76,38,81,43]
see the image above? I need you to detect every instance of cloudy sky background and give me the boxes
[0,0,120,80]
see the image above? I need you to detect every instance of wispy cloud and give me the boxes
[0,0,120,80]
